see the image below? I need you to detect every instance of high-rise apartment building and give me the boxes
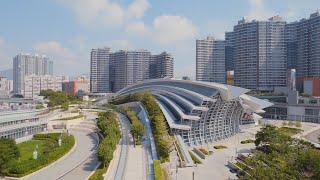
[110,50,151,92]
[230,16,287,91]
[196,36,226,84]
[90,48,174,93]
[90,48,111,93]
[13,53,53,95]
[150,52,174,79]
[285,22,298,69]
[285,12,320,91]
[225,32,235,71]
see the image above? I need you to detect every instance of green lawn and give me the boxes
[7,133,75,177]
[17,140,47,161]
[278,127,302,136]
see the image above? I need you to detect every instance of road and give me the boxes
[113,113,130,180]
[26,130,99,180]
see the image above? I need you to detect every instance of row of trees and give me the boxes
[90,112,121,180]
[238,125,320,179]
[121,107,145,145]
[110,92,172,162]
[40,90,82,110]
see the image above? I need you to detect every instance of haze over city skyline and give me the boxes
[0,0,319,77]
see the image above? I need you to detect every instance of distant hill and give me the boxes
[0,69,13,80]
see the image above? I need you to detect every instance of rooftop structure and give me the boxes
[117,79,272,146]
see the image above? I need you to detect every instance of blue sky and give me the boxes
[0,0,319,78]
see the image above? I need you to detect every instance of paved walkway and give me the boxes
[26,130,99,180]
[113,113,130,180]
[124,145,147,180]
[176,131,254,180]
[105,113,148,180]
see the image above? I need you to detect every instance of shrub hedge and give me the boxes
[88,112,121,180]
[189,151,202,164]
[121,107,145,145]
[213,145,227,149]
[199,148,209,155]
[240,139,255,144]
[88,165,107,180]
[110,92,172,162]
[153,160,163,180]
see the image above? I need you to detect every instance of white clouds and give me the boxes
[125,21,148,36]
[57,0,125,27]
[34,41,77,62]
[247,0,274,20]
[57,0,150,28]
[128,0,150,19]
[151,15,197,44]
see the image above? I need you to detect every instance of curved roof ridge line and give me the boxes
[117,79,250,101]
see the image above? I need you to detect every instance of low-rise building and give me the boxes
[23,75,63,98]
[62,78,90,96]
[0,110,48,140]
[302,77,320,97]
[257,92,320,123]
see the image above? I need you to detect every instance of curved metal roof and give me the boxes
[117,78,250,101]
[117,78,273,116]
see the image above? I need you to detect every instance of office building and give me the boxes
[90,48,111,93]
[150,52,174,79]
[196,36,226,84]
[13,53,53,95]
[23,75,63,98]
[230,16,286,91]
